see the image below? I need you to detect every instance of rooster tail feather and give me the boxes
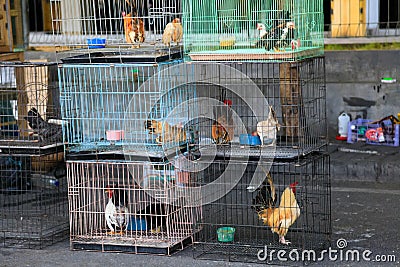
[252,173,276,213]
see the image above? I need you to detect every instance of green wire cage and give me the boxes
[183,0,324,62]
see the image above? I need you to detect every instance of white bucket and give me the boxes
[338,113,350,137]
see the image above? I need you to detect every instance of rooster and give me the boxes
[211,100,234,144]
[122,0,145,48]
[162,18,183,47]
[24,107,63,143]
[105,186,129,235]
[273,21,295,52]
[256,106,280,146]
[253,176,300,245]
[255,23,278,51]
[145,120,187,144]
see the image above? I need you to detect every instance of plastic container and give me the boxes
[217,227,235,242]
[239,134,261,146]
[126,217,147,231]
[87,38,106,49]
[338,113,350,137]
[106,130,124,141]
[347,118,399,147]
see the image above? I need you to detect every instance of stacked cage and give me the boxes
[53,0,201,255]
[183,0,324,61]
[52,0,183,63]
[181,0,331,264]
[67,160,201,254]
[192,153,331,264]
[0,62,68,248]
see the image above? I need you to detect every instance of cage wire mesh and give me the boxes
[51,0,183,62]
[192,152,331,264]
[183,0,324,61]
[0,150,68,249]
[0,62,63,152]
[67,159,201,254]
[191,57,327,159]
[59,60,197,158]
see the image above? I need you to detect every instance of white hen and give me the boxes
[257,106,280,146]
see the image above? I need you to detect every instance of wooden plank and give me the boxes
[279,62,302,138]
[0,0,11,51]
[0,51,24,61]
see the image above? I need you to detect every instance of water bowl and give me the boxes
[217,227,235,242]
[106,130,124,141]
[239,134,261,146]
[87,38,106,49]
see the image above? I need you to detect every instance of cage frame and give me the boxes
[51,0,184,63]
[0,148,68,249]
[183,0,324,62]
[66,158,201,255]
[192,152,332,264]
[0,61,64,154]
[188,56,327,160]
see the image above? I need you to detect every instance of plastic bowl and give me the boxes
[217,227,235,242]
[126,217,147,231]
[106,130,124,141]
[239,134,261,146]
[87,38,106,49]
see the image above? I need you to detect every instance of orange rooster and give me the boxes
[253,176,300,245]
[211,116,234,144]
[211,100,234,144]
[122,12,145,47]
[145,120,187,144]
[162,18,183,47]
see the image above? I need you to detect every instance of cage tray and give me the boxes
[198,143,321,159]
[61,47,183,64]
[71,235,192,255]
[189,47,321,61]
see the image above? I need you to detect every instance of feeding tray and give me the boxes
[61,47,183,63]
[189,47,321,61]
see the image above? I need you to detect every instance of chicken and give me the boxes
[24,107,63,143]
[162,18,183,47]
[273,21,295,52]
[211,100,234,145]
[257,106,280,146]
[145,120,187,144]
[211,117,233,144]
[255,23,278,51]
[105,186,129,235]
[255,10,294,51]
[253,178,300,245]
[252,173,277,210]
[122,12,145,47]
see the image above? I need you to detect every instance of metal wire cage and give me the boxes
[183,0,324,61]
[191,57,327,159]
[59,60,197,157]
[0,62,63,152]
[51,0,183,63]
[0,151,68,248]
[192,152,331,264]
[67,159,201,254]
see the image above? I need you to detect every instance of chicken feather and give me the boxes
[255,179,300,245]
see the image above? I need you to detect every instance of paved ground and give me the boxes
[1,179,399,267]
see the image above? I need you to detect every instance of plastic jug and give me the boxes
[338,113,350,137]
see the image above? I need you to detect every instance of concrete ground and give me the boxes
[1,142,399,267]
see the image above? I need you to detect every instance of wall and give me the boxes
[325,50,400,139]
